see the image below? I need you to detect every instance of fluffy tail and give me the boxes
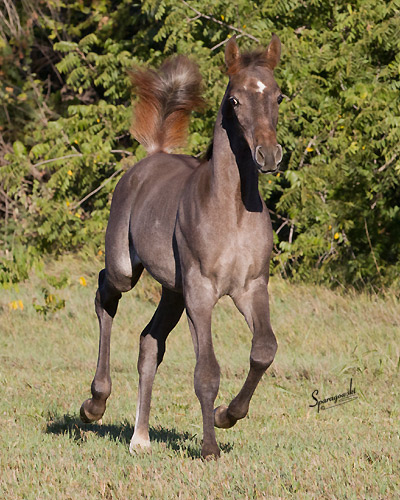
[129,56,204,154]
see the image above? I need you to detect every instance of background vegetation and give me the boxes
[1,0,400,290]
[1,258,399,498]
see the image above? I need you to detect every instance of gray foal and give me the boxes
[81,35,283,459]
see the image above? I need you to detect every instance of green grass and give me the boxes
[1,256,399,499]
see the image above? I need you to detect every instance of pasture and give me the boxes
[1,256,399,499]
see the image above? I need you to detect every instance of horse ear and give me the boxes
[265,34,281,70]
[225,35,240,72]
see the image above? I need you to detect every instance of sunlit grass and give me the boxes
[1,255,399,499]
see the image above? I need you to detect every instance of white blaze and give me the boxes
[256,80,266,93]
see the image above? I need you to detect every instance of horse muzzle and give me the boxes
[254,144,282,173]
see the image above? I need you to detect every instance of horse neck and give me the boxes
[209,100,263,213]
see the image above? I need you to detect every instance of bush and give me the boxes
[1,0,399,291]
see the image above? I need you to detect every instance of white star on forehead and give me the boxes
[256,81,266,93]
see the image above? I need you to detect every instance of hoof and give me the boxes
[80,398,106,423]
[201,442,221,460]
[214,405,238,429]
[129,434,151,454]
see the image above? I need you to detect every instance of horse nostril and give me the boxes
[275,144,282,165]
[255,145,265,166]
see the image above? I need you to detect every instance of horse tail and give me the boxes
[129,56,204,154]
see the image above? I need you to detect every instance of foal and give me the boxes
[81,35,283,459]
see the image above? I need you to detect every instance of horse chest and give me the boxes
[178,212,272,295]
[216,226,271,287]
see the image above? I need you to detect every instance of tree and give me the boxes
[1,0,399,290]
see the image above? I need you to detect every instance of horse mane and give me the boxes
[227,49,270,76]
[200,141,213,162]
[129,56,205,154]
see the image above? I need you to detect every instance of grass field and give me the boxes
[1,256,399,499]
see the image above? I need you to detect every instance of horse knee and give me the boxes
[250,336,278,371]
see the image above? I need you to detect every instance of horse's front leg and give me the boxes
[214,277,277,429]
[184,280,220,459]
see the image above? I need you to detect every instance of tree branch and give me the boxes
[30,150,131,171]
[181,0,260,44]
[299,135,317,168]
[377,152,398,172]
[110,149,133,156]
[211,34,244,51]
[70,167,124,209]
[32,153,83,168]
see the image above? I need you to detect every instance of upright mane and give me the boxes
[129,56,205,154]
[227,49,272,76]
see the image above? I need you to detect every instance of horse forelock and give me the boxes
[227,50,271,76]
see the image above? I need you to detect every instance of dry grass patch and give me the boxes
[1,256,399,499]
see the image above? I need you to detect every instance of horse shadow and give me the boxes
[45,414,233,459]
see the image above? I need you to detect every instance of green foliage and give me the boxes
[1,0,399,291]
[32,287,66,318]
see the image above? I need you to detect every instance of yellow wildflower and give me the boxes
[8,300,23,311]
[334,232,340,240]
[221,15,224,21]
[306,147,314,152]
[79,276,87,286]
[67,170,73,176]
[328,225,332,230]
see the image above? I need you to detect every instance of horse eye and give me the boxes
[277,94,284,105]
[229,96,239,107]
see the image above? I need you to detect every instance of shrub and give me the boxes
[1,0,399,291]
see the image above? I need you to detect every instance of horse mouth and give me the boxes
[257,165,279,174]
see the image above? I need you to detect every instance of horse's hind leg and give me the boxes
[130,287,184,453]
[80,264,143,423]
[214,278,277,429]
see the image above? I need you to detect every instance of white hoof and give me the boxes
[129,434,151,454]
